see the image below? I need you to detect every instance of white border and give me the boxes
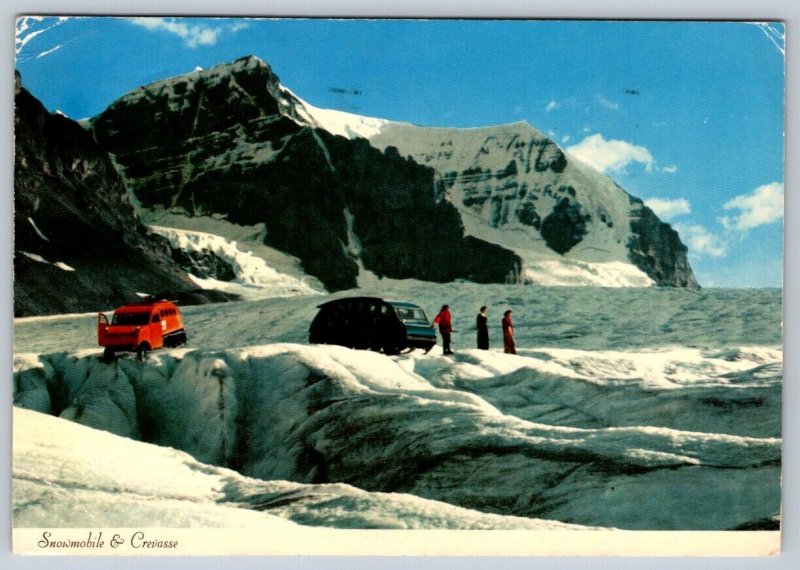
[3,1,796,568]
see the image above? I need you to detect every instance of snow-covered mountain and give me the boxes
[89,55,697,291]
[295,85,696,288]
[369,122,695,287]
[89,56,522,294]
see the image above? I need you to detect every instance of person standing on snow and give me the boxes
[476,306,489,350]
[502,310,516,354]
[433,304,453,355]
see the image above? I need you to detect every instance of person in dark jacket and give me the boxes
[502,310,516,354]
[433,304,453,354]
[476,306,489,350]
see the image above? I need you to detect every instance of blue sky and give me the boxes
[14,17,785,288]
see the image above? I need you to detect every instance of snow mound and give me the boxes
[14,342,781,530]
[13,406,590,530]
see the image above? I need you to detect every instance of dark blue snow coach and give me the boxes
[309,296,436,355]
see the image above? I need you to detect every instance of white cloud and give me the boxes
[561,135,571,144]
[673,223,728,258]
[597,95,619,110]
[130,17,223,48]
[566,133,654,174]
[545,101,559,112]
[662,165,678,174]
[720,182,784,231]
[645,198,691,221]
[229,22,250,33]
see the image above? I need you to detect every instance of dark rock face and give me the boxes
[13,72,208,316]
[90,56,522,290]
[169,247,236,281]
[627,198,698,287]
[540,199,590,255]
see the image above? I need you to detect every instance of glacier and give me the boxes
[13,283,782,535]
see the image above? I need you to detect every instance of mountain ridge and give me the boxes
[14,53,698,318]
[94,56,698,289]
[89,54,695,288]
[13,71,240,316]
[89,55,524,292]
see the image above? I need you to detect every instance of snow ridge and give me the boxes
[13,406,589,531]
[14,341,781,530]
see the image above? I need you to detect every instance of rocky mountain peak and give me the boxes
[84,55,696,290]
[88,58,522,292]
[368,121,697,287]
[13,73,236,316]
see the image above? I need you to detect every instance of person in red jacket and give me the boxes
[433,304,453,355]
[502,310,516,354]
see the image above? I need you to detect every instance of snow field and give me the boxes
[12,284,782,529]
[14,340,780,530]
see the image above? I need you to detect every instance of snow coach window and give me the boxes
[392,306,426,321]
[112,312,150,326]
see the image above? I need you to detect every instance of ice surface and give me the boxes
[14,280,783,529]
[13,407,589,530]
[149,224,323,300]
[13,282,781,530]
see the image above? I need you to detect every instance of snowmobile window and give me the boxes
[112,312,150,326]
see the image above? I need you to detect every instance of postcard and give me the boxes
[11,16,784,556]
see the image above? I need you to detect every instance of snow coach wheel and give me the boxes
[102,347,115,362]
[383,342,400,356]
[136,342,151,361]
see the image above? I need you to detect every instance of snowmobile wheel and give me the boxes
[383,342,401,356]
[136,342,151,361]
